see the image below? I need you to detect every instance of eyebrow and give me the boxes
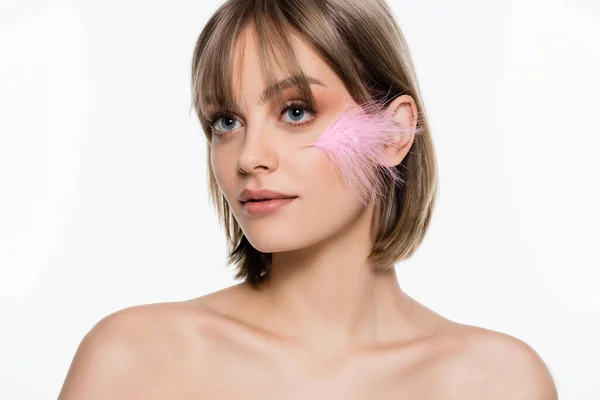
[258,75,326,105]
[202,75,326,118]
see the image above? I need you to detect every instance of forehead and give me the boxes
[230,24,345,100]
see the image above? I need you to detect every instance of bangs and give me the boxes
[191,1,317,139]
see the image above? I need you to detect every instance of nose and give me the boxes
[236,123,279,176]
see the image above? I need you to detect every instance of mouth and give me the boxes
[241,196,298,215]
[240,196,298,203]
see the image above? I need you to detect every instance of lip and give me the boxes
[238,188,297,203]
[242,197,297,216]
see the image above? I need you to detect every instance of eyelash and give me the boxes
[204,100,319,138]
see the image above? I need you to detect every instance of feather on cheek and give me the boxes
[301,102,423,205]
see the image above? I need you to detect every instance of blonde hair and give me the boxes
[190,0,438,287]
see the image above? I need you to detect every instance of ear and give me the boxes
[381,94,418,167]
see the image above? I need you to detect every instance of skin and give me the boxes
[58,24,558,399]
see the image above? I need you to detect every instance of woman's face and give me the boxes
[208,26,373,253]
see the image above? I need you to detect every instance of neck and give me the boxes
[252,203,409,354]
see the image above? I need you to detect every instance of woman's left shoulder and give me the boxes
[435,324,558,399]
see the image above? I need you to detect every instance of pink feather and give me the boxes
[302,99,423,205]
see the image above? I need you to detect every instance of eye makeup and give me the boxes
[204,96,320,138]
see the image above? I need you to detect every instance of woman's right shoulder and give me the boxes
[57,290,244,399]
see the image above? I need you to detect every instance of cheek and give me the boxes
[210,147,236,199]
[209,148,221,183]
[302,105,405,205]
[299,146,358,213]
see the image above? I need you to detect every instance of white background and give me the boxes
[1,0,598,398]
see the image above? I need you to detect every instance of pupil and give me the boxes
[289,108,303,121]
[223,118,234,129]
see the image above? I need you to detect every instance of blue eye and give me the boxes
[283,106,310,123]
[279,101,317,127]
[213,115,241,133]
[207,100,318,138]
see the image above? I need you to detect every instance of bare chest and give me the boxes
[175,344,448,399]
[187,371,441,400]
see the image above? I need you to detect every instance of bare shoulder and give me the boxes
[57,299,212,399]
[436,324,558,400]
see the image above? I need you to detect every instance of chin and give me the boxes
[243,224,329,254]
[244,232,305,253]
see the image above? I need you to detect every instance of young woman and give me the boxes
[59,0,558,398]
